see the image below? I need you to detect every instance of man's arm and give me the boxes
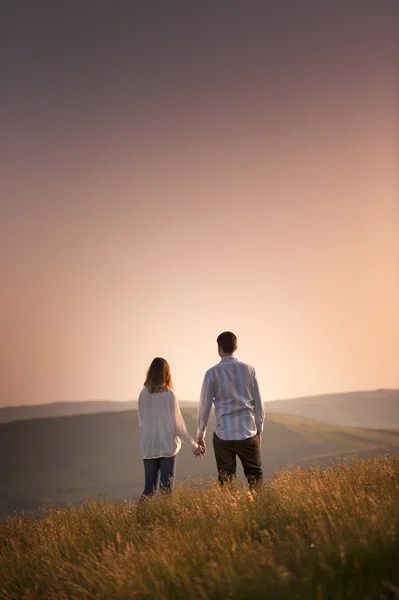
[196,370,215,443]
[253,369,264,437]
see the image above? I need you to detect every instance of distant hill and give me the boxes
[0,400,137,424]
[1,389,398,429]
[266,389,399,430]
[1,407,398,516]
[0,398,190,424]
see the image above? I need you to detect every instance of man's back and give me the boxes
[197,356,264,441]
[196,331,264,487]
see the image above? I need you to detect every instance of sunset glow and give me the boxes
[1,1,397,406]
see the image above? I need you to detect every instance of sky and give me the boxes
[1,1,398,407]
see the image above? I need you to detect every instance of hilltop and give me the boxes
[0,456,398,599]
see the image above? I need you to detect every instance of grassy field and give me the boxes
[1,409,399,516]
[0,455,398,599]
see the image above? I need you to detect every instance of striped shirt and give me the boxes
[197,356,264,441]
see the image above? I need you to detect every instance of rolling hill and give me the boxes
[0,400,137,424]
[1,407,398,517]
[1,389,398,429]
[266,389,399,429]
[0,398,188,424]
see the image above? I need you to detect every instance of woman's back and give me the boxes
[138,388,181,458]
[138,357,199,498]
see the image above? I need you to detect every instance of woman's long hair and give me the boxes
[144,357,173,393]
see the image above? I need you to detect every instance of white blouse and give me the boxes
[138,388,198,459]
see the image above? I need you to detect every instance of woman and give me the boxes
[138,357,200,497]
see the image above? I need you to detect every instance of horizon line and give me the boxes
[1,388,398,410]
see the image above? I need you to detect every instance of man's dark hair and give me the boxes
[217,331,237,354]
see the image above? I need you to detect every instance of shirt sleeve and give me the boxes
[138,391,144,428]
[196,369,215,440]
[253,369,264,434]
[172,392,197,449]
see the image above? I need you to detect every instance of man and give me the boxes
[196,331,264,487]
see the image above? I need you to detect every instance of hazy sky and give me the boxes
[1,1,398,406]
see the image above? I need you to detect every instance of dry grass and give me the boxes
[0,455,398,599]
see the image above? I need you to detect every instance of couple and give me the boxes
[138,331,264,498]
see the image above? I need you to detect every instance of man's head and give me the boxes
[217,331,238,357]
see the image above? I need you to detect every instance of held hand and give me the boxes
[257,433,262,448]
[193,445,205,457]
[196,437,206,457]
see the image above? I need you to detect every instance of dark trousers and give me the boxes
[142,455,176,497]
[213,432,263,488]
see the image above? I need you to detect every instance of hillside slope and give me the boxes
[1,408,398,516]
[266,389,399,429]
[1,456,398,599]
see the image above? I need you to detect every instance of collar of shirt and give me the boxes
[220,356,237,361]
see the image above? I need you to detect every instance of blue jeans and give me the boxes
[142,455,176,497]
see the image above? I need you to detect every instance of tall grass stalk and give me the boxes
[0,455,398,599]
